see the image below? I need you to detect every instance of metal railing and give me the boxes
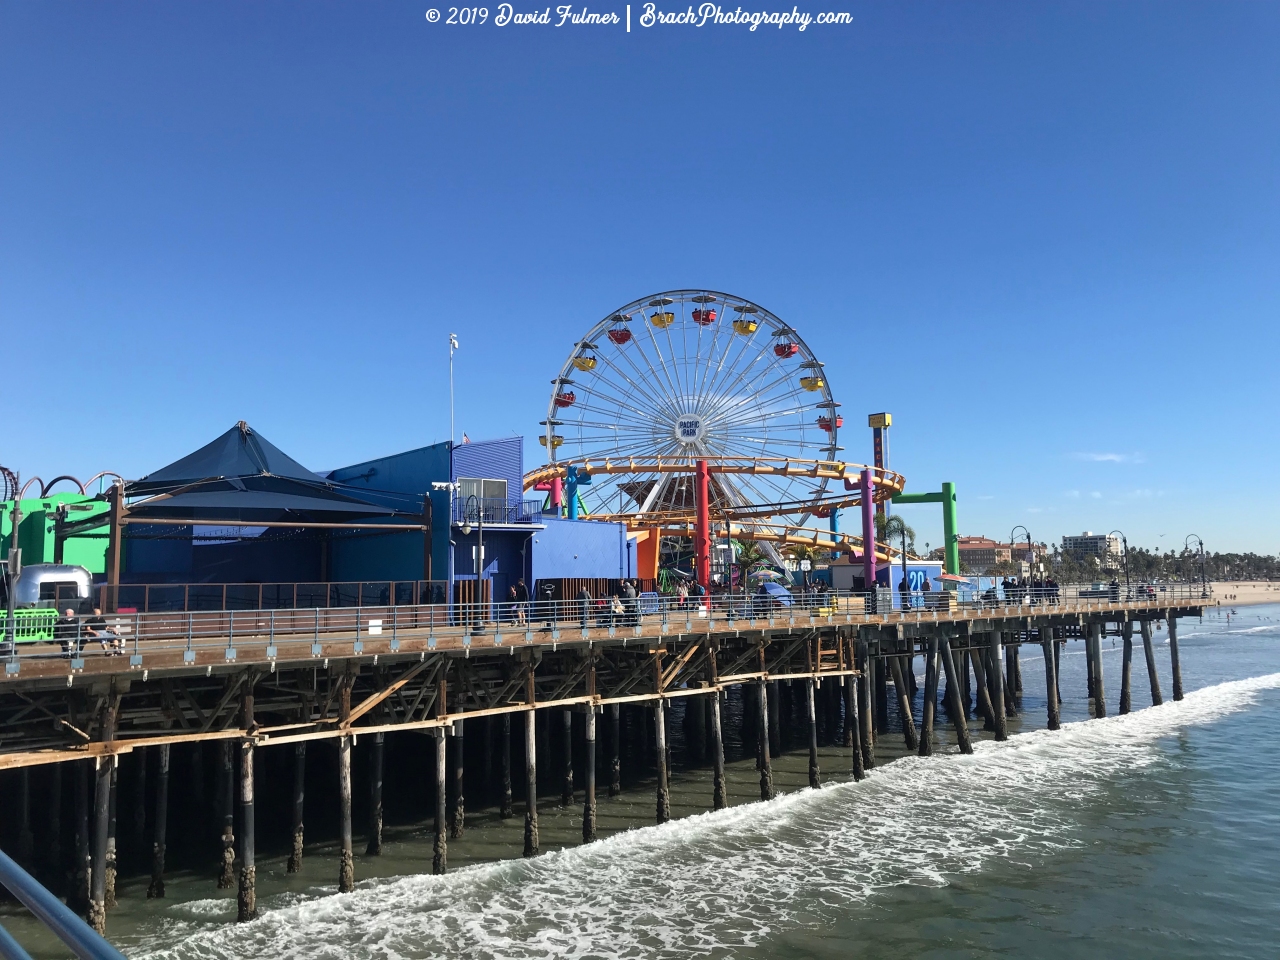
[450,497,545,525]
[0,846,126,960]
[40,580,452,614]
[0,581,1208,672]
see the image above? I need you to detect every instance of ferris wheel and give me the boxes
[540,290,844,527]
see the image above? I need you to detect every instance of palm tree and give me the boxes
[880,513,915,600]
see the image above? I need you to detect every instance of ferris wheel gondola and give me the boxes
[540,290,843,534]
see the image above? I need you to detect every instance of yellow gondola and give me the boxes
[538,435,565,448]
[732,318,758,335]
[649,311,675,328]
[799,375,825,392]
[572,355,598,371]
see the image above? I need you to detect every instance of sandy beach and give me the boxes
[1209,581,1280,606]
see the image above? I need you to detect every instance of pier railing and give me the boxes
[0,581,1208,675]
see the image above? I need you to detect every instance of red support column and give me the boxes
[695,460,711,592]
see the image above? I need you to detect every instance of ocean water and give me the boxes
[6,604,1280,958]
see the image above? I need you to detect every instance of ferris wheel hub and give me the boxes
[674,413,705,446]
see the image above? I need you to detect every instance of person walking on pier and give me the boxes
[623,579,638,626]
[578,585,592,628]
[514,578,529,625]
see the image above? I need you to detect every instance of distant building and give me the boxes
[957,536,1047,574]
[956,537,1011,573]
[1062,531,1121,559]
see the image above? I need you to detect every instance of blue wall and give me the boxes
[531,517,629,581]
[327,441,452,581]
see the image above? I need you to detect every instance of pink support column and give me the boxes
[550,477,563,514]
[695,460,711,592]
[860,468,876,595]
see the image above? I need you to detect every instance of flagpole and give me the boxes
[449,333,459,446]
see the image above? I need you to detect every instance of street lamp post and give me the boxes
[1108,530,1130,599]
[1010,525,1032,597]
[1185,535,1207,598]
[448,333,459,447]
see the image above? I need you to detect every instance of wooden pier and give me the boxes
[0,589,1205,934]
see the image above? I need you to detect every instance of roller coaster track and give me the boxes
[522,456,910,556]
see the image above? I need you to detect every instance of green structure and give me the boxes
[2,492,109,574]
[891,481,958,575]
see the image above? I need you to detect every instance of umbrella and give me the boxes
[937,573,968,583]
[760,581,794,606]
[748,567,785,581]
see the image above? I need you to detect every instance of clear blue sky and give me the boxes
[3,1,1277,554]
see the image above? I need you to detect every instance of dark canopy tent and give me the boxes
[122,421,411,524]
[58,423,436,605]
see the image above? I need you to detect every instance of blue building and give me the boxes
[92,424,634,613]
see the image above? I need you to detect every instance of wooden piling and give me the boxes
[287,743,306,873]
[805,677,821,788]
[17,768,33,865]
[147,744,169,899]
[961,644,972,716]
[523,710,538,858]
[1084,627,1097,704]
[1119,621,1134,715]
[583,706,597,842]
[1168,616,1184,701]
[334,734,353,893]
[654,701,671,823]
[47,764,62,881]
[856,641,875,768]
[132,749,147,845]
[710,690,728,807]
[757,680,775,801]
[919,636,939,757]
[451,718,466,839]
[1002,638,1018,718]
[1053,632,1063,704]
[987,632,1008,741]
[366,732,384,855]
[105,759,118,909]
[561,708,574,807]
[237,738,256,921]
[88,693,116,933]
[609,703,622,798]
[843,643,856,750]
[887,655,919,750]
[73,761,90,915]
[1141,620,1164,706]
[938,636,973,754]
[1090,622,1107,717]
[874,658,889,734]
[433,728,448,872]
[768,679,782,758]
[89,757,111,934]
[218,741,235,889]
[500,714,514,817]
[1041,629,1060,731]
[968,647,996,731]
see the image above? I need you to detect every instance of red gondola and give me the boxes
[817,414,843,432]
[813,506,833,519]
[774,342,799,358]
[554,391,576,408]
[691,309,717,325]
[608,327,632,344]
